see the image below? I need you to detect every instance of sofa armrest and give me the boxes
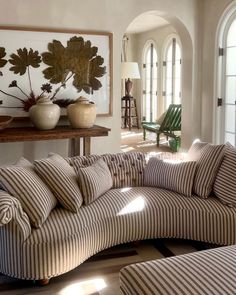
[0,190,31,240]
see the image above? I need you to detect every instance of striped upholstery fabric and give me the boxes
[186,140,208,161]
[213,144,236,207]
[0,165,57,228]
[0,190,31,240]
[1,187,236,280]
[120,245,236,295]
[193,144,225,198]
[102,153,145,188]
[144,158,197,197]
[34,154,83,212]
[68,152,146,188]
[77,159,113,205]
[67,154,101,172]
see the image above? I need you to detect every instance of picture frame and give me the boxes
[0,27,113,118]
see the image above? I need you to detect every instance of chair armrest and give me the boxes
[0,190,31,240]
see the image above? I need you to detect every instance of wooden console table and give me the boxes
[0,125,110,156]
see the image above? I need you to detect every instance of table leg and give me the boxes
[69,138,81,157]
[83,137,91,156]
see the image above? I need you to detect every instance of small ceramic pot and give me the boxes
[29,97,60,130]
[67,96,96,128]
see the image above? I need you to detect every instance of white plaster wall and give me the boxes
[0,0,198,164]
[201,0,234,142]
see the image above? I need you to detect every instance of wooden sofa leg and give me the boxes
[38,279,50,286]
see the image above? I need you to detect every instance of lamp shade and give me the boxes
[121,62,140,79]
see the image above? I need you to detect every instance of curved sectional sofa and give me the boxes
[0,145,236,281]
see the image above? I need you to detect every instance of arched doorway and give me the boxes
[121,11,192,151]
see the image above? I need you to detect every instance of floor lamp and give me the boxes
[121,62,140,130]
[121,62,140,97]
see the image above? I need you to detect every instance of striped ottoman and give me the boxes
[120,245,236,295]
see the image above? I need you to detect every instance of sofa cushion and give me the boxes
[77,158,113,205]
[0,164,57,228]
[68,152,146,188]
[213,144,236,207]
[193,144,225,198]
[144,157,197,197]
[34,154,83,213]
[120,245,236,295]
[102,152,145,188]
[28,187,236,249]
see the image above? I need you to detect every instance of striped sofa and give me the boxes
[0,151,236,282]
[120,245,236,295]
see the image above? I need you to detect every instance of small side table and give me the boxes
[121,96,139,130]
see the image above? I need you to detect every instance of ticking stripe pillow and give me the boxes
[0,165,57,228]
[144,158,197,197]
[34,154,83,213]
[77,158,113,205]
[213,144,236,206]
[193,144,225,198]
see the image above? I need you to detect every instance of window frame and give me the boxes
[142,40,158,122]
[162,34,182,111]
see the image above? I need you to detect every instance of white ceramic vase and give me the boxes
[67,96,96,128]
[29,97,60,130]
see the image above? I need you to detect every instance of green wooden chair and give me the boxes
[142,104,181,147]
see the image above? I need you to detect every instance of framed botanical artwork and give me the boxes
[0,27,113,118]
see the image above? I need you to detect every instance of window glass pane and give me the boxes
[166,61,172,79]
[227,19,236,47]
[146,49,151,64]
[146,79,151,93]
[153,48,157,63]
[153,63,158,79]
[146,63,151,79]
[166,95,172,110]
[226,47,236,75]
[226,76,236,104]
[225,105,235,133]
[174,78,181,104]
[176,43,181,60]
[167,45,172,61]
[225,132,235,146]
[166,78,172,95]
[175,61,181,79]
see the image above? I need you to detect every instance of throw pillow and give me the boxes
[77,158,113,205]
[0,165,57,228]
[187,140,209,161]
[102,152,146,188]
[213,143,236,206]
[34,154,83,213]
[68,152,146,188]
[144,157,197,197]
[193,144,225,198]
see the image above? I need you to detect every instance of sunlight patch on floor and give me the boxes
[121,131,143,139]
[59,278,107,295]
[121,146,135,152]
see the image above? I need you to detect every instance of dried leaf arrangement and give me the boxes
[0,36,106,111]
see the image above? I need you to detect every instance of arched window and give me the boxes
[163,36,182,110]
[215,4,236,145]
[142,41,158,122]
